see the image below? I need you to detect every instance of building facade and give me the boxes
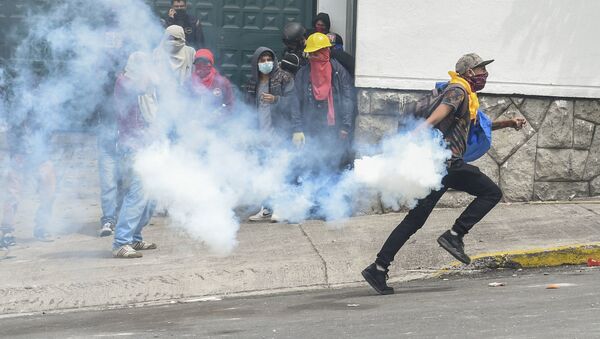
[353,0,600,208]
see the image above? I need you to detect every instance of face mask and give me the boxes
[258,61,274,74]
[195,63,212,78]
[166,39,184,52]
[309,48,330,62]
[174,9,187,19]
[468,72,488,91]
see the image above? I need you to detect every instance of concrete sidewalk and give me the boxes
[1,202,600,315]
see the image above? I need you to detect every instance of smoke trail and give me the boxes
[316,126,451,222]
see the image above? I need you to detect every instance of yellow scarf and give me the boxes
[448,71,478,121]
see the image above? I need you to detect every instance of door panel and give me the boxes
[149,0,313,86]
[0,1,313,88]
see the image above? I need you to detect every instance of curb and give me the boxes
[449,243,600,269]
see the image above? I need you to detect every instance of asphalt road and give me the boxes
[3,266,600,339]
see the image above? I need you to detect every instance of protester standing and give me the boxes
[1,67,56,244]
[244,47,299,222]
[112,52,159,258]
[163,0,204,49]
[281,22,307,75]
[190,48,234,119]
[293,33,354,217]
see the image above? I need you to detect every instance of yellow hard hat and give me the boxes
[304,32,332,53]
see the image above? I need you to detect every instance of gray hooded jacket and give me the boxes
[244,47,299,136]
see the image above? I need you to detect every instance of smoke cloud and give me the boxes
[2,0,451,255]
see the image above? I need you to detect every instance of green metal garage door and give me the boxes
[148,0,314,86]
[0,1,314,86]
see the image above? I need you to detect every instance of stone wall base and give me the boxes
[355,88,600,210]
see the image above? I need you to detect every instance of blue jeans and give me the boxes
[112,152,156,249]
[98,134,121,226]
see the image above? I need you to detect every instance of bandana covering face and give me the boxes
[467,73,488,92]
[448,71,479,121]
[310,48,335,126]
[192,49,217,88]
[154,25,194,85]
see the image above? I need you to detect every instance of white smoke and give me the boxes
[5,0,452,255]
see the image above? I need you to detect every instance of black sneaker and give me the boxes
[437,230,471,264]
[361,263,394,295]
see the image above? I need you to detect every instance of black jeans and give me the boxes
[375,161,502,269]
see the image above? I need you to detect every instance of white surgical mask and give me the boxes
[258,61,274,74]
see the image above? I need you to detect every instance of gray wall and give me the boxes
[355,88,600,209]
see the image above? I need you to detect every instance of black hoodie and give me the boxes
[306,12,344,49]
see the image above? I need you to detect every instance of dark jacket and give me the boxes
[163,12,205,50]
[281,47,307,75]
[244,47,299,135]
[294,59,354,135]
[331,49,355,77]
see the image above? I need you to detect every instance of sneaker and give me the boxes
[1,232,16,246]
[33,229,54,242]
[437,230,471,265]
[361,263,394,295]
[1,226,16,246]
[132,241,157,250]
[99,222,114,237]
[248,207,273,222]
[113,244,143,258]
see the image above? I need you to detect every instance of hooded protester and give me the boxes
[111,51,159,259]
[362,53,504,295]
[244,47,299,137]
[190,48,234,117]
[154,25,195,87]
[281,21,307,75]
[163,0,205,49]
[306,13,344,50]
[244,47,299,222]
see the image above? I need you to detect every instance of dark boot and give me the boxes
[437,230,471,264]
[361,263,394,295]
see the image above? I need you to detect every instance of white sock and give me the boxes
[450,230,459,236]
[376,264,386,271]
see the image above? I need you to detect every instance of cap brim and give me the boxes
[475,59,494,68]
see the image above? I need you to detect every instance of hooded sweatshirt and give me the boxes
[191,49,235,115]
[244,47,298,136]
[153,25,195,86]
[313,12,331,33]
[306,12,344,50]
[249,47,278,132]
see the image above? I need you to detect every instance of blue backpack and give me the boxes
[434,82,492,163]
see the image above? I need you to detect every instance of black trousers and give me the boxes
[375,161,503,268]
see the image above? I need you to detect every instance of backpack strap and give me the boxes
[437,84,469,136]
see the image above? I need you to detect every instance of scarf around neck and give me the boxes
[448,71,478,121]
[310,48,335,126]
